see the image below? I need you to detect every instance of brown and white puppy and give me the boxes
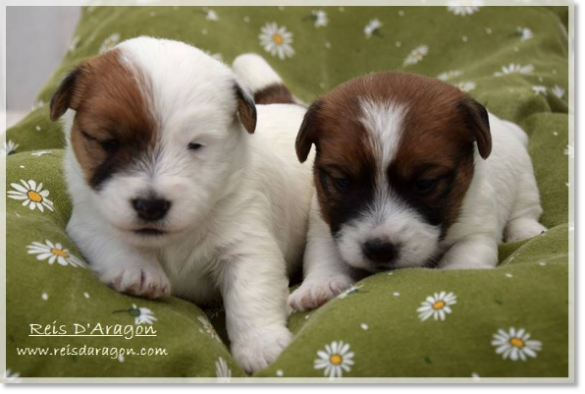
[288,72,546,311]
[50,39,313,372]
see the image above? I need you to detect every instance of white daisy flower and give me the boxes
[215,357,231,382]
[364,19,383,39]
[5,369,20,383]
[564,144,574,159]
[314,341,355,379]
[494,63,534,77]
[403,45,429,67]
[99,33,120,54]
[198,316,221,342]
[491,327,542,361]
[518,27,533,41]
[131,304,157,325]
[532,85,547,95]
[7,180,55,212]
[31,150,52,157]
[259,22,295,60]
[311,10,328,28]
[203,8,219,21]
[337,285,363,299]
[455,81,476,92]
[438,70,462,81]
[551,85,565,99]
[447,0,483,16]
[1,140,19,156]
[26,240,86,268]
[417,291,457,321]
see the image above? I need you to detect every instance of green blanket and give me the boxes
[4,5,570,380]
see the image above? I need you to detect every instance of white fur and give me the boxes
[290,104,546,310]
[63,39,313,372]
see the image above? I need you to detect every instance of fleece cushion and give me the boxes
[4,5,570,379]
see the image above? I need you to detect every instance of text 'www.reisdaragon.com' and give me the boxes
[16,345,168,360]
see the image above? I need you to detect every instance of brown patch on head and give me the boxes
[298,72,491,235]
[50,48,157,189]
[254,83,295,105]
[297,94,378,233]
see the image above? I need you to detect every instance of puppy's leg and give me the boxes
[505,173,547,243]
[288,198,354,312]
[220,236,292,373]
[438,235,499,270]
[67,211,170,299]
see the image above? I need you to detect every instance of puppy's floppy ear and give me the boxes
[296,100,322,163]
[50,67,84,121]
[460,97,491,160]
[234,84,257,134]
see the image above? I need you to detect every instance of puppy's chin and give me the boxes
[118,226,184,248]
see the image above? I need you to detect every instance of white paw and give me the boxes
[288,275,354,312]
[231,325,292,373]
[505,218,547,243]
[99,264,171,299]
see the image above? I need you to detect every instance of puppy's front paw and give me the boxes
[231,325,292,373]
[99,264,171,299]
[288,275,354,312]
[505,218,547,243]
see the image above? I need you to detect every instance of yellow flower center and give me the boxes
[272,33,284,46]
[509,337,525,348]
[27,191,43,203]
[432,300,446,310]
[51,248,69,258]
[329,354,343,366]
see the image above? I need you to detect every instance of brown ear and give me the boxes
[296,100,322,163]
[49,67,83,121]
[460,98,491,159]
[234,84,257,134]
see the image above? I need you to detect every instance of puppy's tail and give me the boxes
[232,53,298,105]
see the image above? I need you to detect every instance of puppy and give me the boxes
[288,72,547,311]
[49,37,312,372]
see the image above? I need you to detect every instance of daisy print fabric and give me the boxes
[259,22,294,60]
[26,240,86,268]
[417,291,457,321]
[314,341,355,379]
[491,327,542,361]
[8,180,54,212]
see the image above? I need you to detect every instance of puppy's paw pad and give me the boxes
[288,275,354,312]
[505,219,547,243]
[100,266,171,299]
[232,326,292,373]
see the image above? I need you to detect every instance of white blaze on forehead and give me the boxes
[359,98,407,177]
[358,98,408,223]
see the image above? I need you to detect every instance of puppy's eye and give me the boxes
[334,177,351,191]
[188,143,203,151]
[414,179,437,195]
[100,139,119,152]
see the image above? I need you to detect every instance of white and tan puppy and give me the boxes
[50,38,311,372]
[287,73,547,311]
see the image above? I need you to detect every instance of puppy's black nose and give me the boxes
[132,198,171,222]
[362,239,397,266]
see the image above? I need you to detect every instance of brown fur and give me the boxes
[254,83,295,105]
[50,49,156,188]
